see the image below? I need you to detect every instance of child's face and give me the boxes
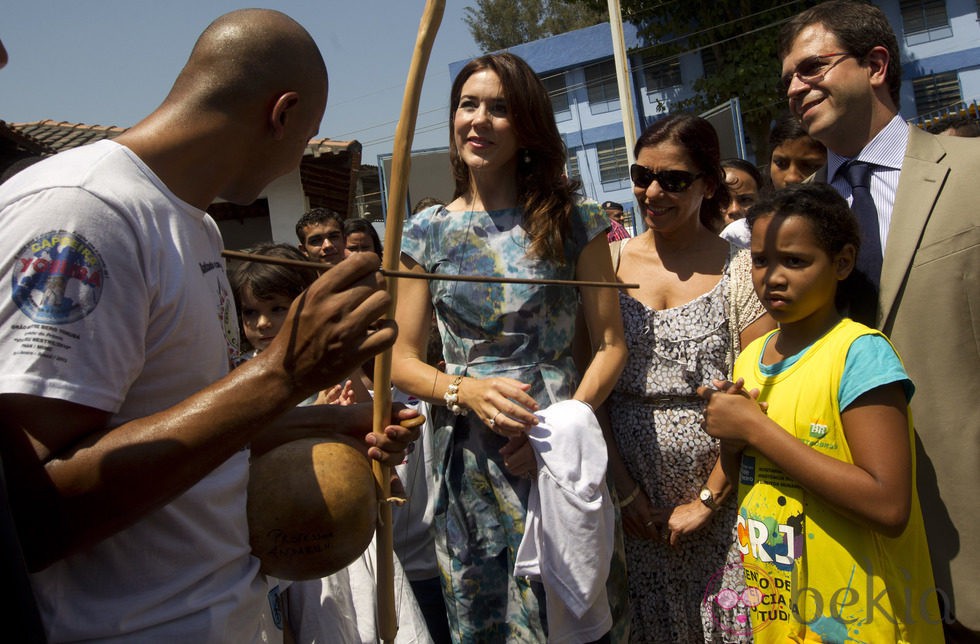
[769,137,825,189]
[722,167,759,224]
[749,213,850,328]
[345,231,376,256]
[239,288,294,353]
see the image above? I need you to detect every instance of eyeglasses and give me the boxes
[779,52,853,93]
[630,164,703,192]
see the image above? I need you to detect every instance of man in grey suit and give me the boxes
[778,1,979,640]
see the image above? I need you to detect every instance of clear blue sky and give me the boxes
[2,1,483,166]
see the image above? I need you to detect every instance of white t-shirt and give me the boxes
[390,393,439,581]
[0,140,269,642]
[719,218,751,249]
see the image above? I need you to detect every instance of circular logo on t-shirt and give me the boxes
[11,230,106,324]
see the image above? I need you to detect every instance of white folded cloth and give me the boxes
[514,399,614,643]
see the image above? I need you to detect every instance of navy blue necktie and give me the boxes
[843,161,883,285]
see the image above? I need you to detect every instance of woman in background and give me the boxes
[606,114,773,643]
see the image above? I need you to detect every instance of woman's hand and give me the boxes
[458,376,539,437]
[620,485,669,542]
[498,434,537,479]
[665,500,714,546]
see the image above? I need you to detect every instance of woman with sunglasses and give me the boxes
[603,113,774,642]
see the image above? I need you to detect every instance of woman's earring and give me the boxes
[523,150,531,164]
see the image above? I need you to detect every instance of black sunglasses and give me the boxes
[630,164,703,192]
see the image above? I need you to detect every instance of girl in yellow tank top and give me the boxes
[697,184,944,643]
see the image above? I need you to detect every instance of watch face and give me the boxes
[699,488,717,509]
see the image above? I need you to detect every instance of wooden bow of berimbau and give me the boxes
[372,2,445,641]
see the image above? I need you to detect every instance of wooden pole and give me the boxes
[372,3,445,641]
[607,0,645,234]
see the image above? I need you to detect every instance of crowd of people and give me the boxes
[0,2,978,643]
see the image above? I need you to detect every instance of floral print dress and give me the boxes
[400,203,627,643]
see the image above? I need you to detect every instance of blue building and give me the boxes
[448,0,979,229]
[881,0,980,126]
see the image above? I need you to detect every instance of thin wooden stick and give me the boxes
[371,2,444,642]
[222,248,639,289]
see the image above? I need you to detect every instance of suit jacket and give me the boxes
[816,125,980,628]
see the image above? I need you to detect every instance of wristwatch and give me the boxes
[699,487,720,512]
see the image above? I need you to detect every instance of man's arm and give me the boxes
[0,253,402,570]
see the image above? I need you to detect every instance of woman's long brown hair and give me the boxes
[448,52,581,264]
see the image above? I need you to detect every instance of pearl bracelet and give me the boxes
[443,375,468,416]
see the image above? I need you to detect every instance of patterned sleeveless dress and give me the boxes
[609,245,758,643]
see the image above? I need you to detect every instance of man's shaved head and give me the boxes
[168,9,327,113]
[115,8,329,209]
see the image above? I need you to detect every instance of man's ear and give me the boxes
[836,243,857,280]
[865,46,890,91]
[270,91,300,140]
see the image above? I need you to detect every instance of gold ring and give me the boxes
[489,411,502,429]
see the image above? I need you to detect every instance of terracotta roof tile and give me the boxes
[9,120,127,152]
[6,120,359,157]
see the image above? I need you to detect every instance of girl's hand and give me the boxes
[665,500,714,546]
[458,376,539,437]
[317,380,356,406]
[317,383,344,405]
[697,379,767,446]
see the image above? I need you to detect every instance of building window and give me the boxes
[565,147,581,182]
[585,59,620,114]
[913,72,962,116]
[541,72,571,122]
[595,138,630,189]
[641,53,682,93]
[900,0,953,45]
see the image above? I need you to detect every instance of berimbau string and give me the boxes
[221,249,640,290]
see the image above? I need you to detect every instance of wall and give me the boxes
[266,169,309,245]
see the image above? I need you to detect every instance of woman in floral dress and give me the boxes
[391,53,627,643]
[605,114,774,643]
